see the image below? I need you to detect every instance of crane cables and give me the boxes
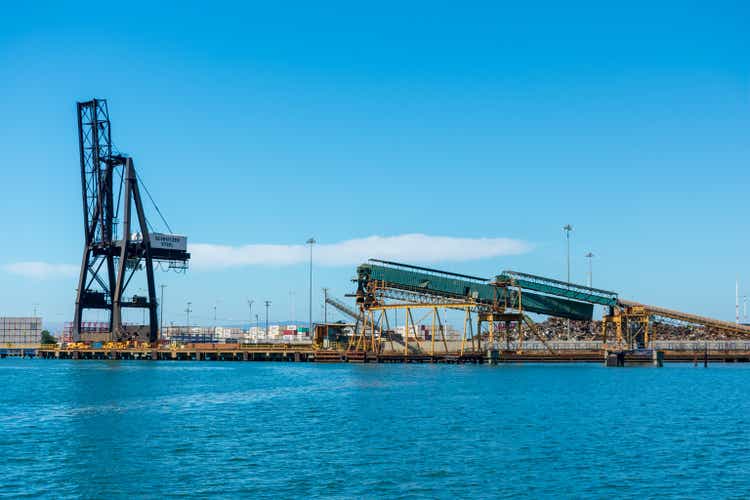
[134,169,174,235]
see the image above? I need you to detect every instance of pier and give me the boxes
[28,343,750,364]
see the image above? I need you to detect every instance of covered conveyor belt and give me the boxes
[358,261,594,321]
[618,299,750,336]
[325,296,359,321]
[498,270,618,307]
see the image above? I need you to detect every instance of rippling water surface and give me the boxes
[2,359,750,498]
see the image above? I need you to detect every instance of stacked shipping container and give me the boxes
[0,317,42,344]
[61,321,110,342]
[161,325,312,343]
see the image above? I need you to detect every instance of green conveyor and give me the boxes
[358,262,596,321]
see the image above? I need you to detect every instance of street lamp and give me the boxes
[185,301,192,337]
[265,300,272,339]
[585,252,595,336]
[585,252,594,287]
[563,225,573,283]
[306,237,316,333]
[159,284,167,338]
[247,299,254,330]
[212,304,217,343]
[563,224,573,340]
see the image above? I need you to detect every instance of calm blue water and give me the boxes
[2,359,750,498]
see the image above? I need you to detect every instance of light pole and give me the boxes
[185,301,192,336]
[563,225,573,283]
[159,284,167,338]
[585,252,594,287]
[307,237,316,333]
[247,299,254,330]
[585,252,594,336]
[212,304,217,343]
[255,313,260,337]
[322,287,329,324]
[265,300,272,339]
[138,288,146,324]
[563,224,573,339]
[736,279,740,325]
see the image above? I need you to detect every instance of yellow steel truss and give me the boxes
[349,277,556,356]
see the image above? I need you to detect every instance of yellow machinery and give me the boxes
[350,273,555,356]
[603,300,750,349]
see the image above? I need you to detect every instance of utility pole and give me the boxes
[563,224,573,340]
[322,288,329,324]
[255,313,260,337]
[307,237,316,332]
[159,284,167,338]
[265,300,272,339]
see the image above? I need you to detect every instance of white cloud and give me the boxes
[3,262,79,280]
[189,234,531,270]
[1,235,531,277]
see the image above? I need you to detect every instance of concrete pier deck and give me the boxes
[30,345,750,364]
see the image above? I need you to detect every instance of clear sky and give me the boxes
[0,1,748,328]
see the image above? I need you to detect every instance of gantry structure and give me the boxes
[602,300,750,349]
[73,99,189,343]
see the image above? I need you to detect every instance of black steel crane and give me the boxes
[73,99,189,343]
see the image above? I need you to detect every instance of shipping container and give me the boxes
[0,317,42,344]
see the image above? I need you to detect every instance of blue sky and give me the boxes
[0,1,748,328]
